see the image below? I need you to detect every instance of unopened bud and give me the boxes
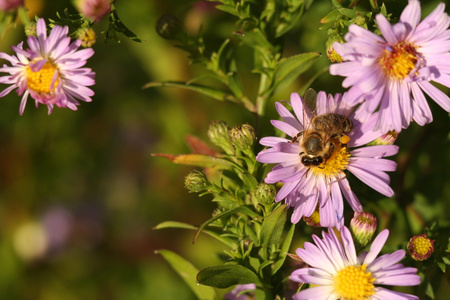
[350,211,377,248]
[76,27,97,47]
[24,21,37,37]
[156,14,183,40]
[326,31,344,63]
[254,183,276,205]
[207,120,233,153]
[354,14,366,26]
[367,130,398,146]
[229,124,255,151]
[0,0,23,11]
[75,0,111,22]
[407,234,434,261]
[184,170,209,193]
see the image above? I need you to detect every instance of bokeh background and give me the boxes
[0,0,448,299]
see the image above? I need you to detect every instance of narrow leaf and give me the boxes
[154,221,236,248]
[143,81,232,102]
[197,264,262,288]
[194,206,260,243]
[270,52,321,94]
[272,223,295,275]
[152,153,233,169]
[260,205,287,248]
[185,135,218,156]
[156,250,216,300]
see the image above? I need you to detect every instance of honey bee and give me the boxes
[291,90,353,167]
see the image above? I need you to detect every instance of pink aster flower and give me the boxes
[330,0,450,133]
[224,283,256,300]
[290,226,421,300]
[256,92,398,227]
[0,18,95,115]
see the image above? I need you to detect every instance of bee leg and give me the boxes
[290,131,304,144]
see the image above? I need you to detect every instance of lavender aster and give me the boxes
[330,0,450,133]
[290,226,421,300]
[256,92,398,227]
[0,18,95,115]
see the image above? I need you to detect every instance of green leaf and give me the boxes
[154,221,236,248]
[270,52,321,95]
[259,205,287,248]
[194,206,260,243]
[275,1,305,38]
[437,261,446,273]
[338,8,358,19]
[425,280,435,299]
[143,81,234,102]
[156,250,216,300]
[105,4,144,43]
[272,222,295,275]
[197,264,262,288]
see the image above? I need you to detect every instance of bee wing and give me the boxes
[303,88,317,114]
[301,88,317,130]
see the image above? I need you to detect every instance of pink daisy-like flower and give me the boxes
[0,18,95,115]
[290,226,421,300]
[330,0,450,133]
[256,92,398,227]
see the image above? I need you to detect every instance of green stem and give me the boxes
[369,0,379,12]
[18,6,30,26]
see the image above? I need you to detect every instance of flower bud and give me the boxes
[184,170,209,193]
[155,14,183,40]
[407,234,434,261]
[76,27,97,48]
[350,211,377,248]
[254,183,276,205]
[367,130,398,146]
[326,31,344,63]
[24,21,37,37]
[304,209,321,227]
[354,14,366,26]
[229,124,255,151]
[0,0,23,12]
[207,120,234,153]
[75,0,111,22]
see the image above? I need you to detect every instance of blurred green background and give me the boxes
[0,0,448,299]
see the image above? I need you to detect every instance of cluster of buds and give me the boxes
[229,124,255,152]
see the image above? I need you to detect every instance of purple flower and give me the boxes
[0,18,95,115]
[330,0,450,133]
[256,92,398,227]
[290,226,421,300]
[224,283,256,300]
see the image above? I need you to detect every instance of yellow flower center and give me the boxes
[310,144,350,177]
[378,42,418,80]
[410,236,433,257]
[26,60,60,94]
[333,264,375,300]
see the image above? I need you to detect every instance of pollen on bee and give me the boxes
[340,135,350,145]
